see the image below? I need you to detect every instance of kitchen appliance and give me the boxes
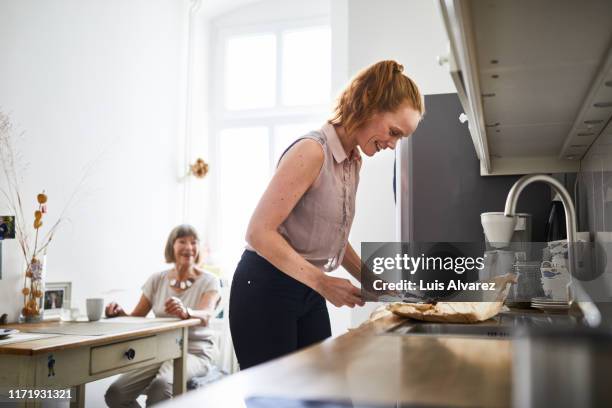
[480,212,516,247]
[481,212,533,257]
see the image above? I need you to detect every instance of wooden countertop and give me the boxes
[0,318,200,355]
[167,313,512,407]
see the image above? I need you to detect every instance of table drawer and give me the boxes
[90,336,157,374]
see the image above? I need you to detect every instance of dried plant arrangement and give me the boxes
[0,110,89,321]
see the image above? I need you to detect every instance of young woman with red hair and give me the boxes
[230,60,424,369]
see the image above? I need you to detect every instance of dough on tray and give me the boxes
[388,301,503,323]
[387,274,517,323]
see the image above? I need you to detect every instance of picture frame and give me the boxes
[0,215,17,280]
[43,281,71,320]
[0,215,16,240]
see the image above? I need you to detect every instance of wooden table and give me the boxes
[0,317,200,407]
[164,313,513,407]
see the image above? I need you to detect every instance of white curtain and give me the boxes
[212,278,239,374]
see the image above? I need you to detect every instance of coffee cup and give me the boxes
[86,298,104,321]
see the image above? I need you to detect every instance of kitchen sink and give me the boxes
[385,309,581,339]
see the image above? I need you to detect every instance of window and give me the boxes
[281,27,331,106]
[210,18,331,275]
[225,34,276,110]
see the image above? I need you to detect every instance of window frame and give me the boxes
[208,16,332,274]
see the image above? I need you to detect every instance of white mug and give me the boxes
[540,261,569,301]
[86,298,104,321]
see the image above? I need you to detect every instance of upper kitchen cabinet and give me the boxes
[438,0,612,176]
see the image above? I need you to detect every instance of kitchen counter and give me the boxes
[163,312,516,407]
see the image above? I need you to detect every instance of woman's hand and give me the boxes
[315,275,365,308]
[105,302,127,318]
[361,270,403,301]
[165,297,189,319]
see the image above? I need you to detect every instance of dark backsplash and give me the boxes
[406,93,551,242]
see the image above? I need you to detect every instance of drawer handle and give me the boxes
[124,348,136,360]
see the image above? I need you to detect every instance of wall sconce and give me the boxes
[188,158,209,179]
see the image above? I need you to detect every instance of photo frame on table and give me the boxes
[0,216,16,240]
[43,281,71,320]
[0,215,16,280]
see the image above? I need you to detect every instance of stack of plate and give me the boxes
[531,297,570,312]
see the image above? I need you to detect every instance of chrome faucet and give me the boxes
[504,174,601,327]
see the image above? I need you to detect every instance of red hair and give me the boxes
[329,60,424,135]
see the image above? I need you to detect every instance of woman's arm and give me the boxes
[165,290,220,325]
[130,295,152,317]
[247,139,363,308]
[105,294,152,318]
[341,242,362,281]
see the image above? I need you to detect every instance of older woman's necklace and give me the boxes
[169,270,195,290]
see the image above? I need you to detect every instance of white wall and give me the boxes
[341,0,456,327]
[0,1,191,404]
[0,0,190,320]
[347,0,456,95]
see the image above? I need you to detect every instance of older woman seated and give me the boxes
[104,224,221,407]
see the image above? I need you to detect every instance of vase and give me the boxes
[18,255,46,323]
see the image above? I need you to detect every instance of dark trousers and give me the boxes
[229,250,331,370]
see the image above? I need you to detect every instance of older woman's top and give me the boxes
[142,270,220,361]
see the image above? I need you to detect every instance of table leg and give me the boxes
[173,327,188,396]
[70,384,85,408]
